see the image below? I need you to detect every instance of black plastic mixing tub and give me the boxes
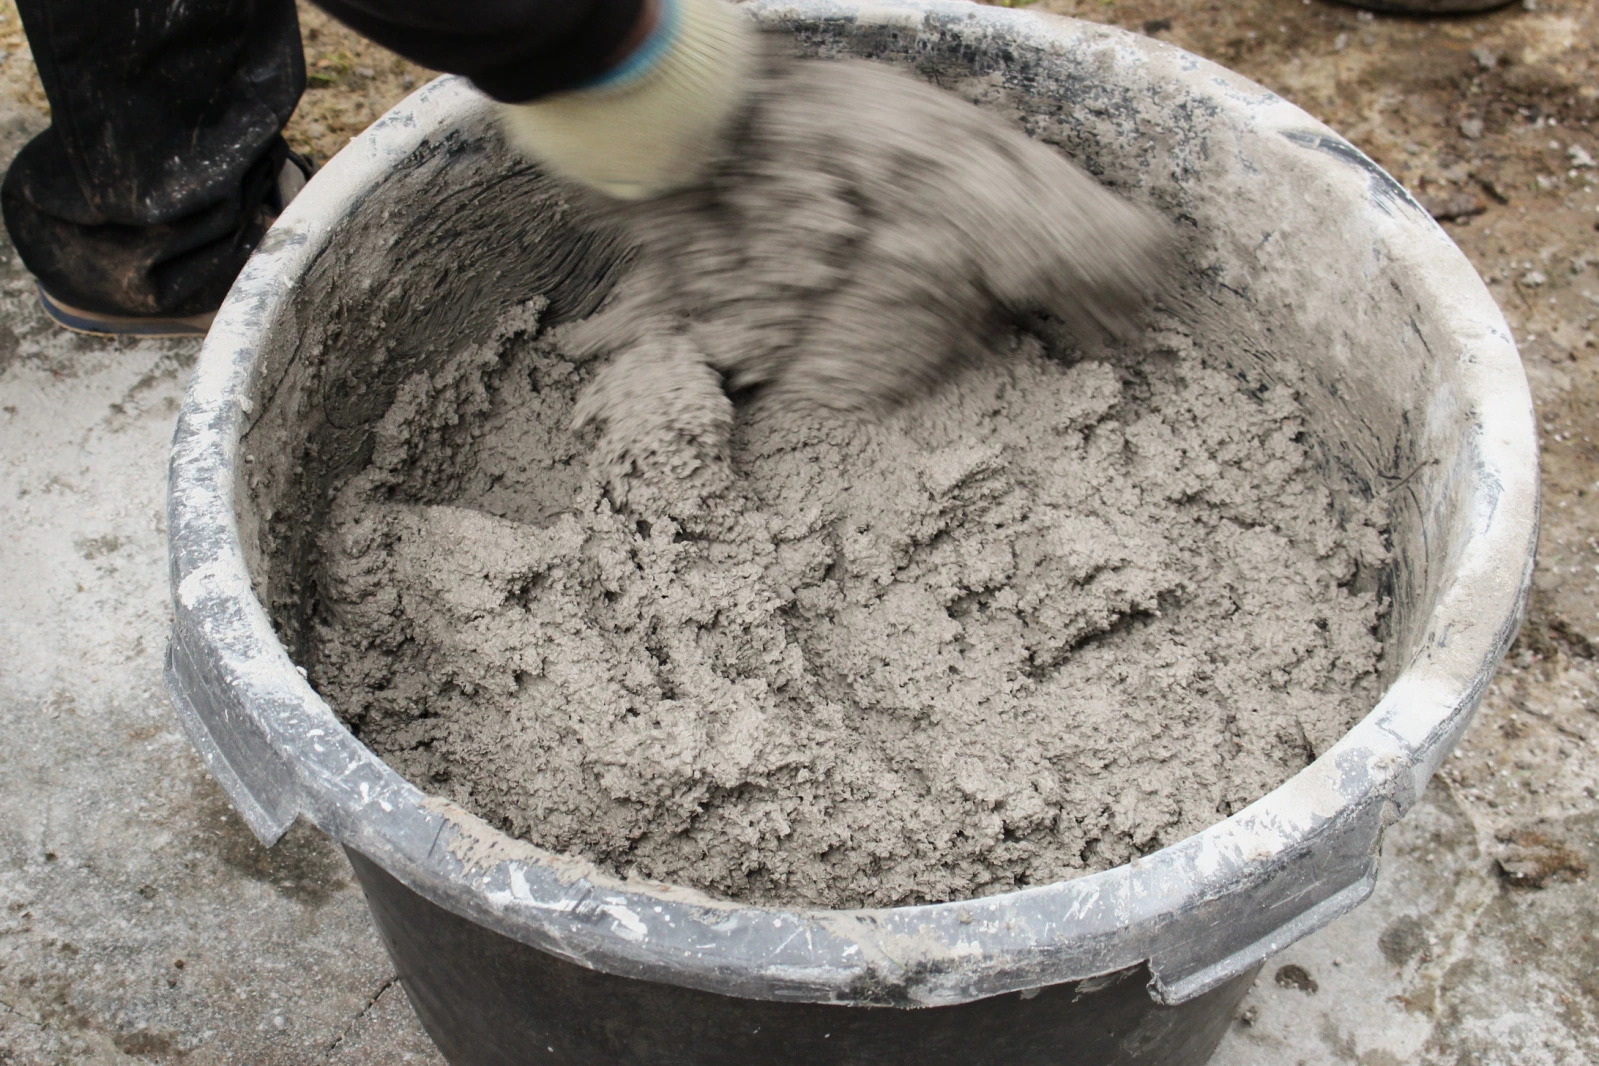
[164,2,1538,1063]
[348,850,1254,1064]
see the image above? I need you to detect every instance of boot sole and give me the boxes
[38,285,216,338]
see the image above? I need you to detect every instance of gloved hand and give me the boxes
[568,53,1176,517]
[497,0,755,199]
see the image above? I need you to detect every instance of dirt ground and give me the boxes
[0,0,1594,1063]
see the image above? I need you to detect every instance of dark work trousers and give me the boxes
[2,0,304,317]
[0,0,641,317]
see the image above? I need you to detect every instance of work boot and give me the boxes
[36,152,315,339]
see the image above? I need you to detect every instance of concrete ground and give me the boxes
[1,0,1596,1063]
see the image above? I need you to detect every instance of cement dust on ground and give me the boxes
[0,0,1594,1063]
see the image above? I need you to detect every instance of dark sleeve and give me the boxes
[311,0,648,103]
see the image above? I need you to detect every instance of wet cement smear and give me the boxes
[307,301,1388,909]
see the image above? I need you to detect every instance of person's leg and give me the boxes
[2,0,305,324]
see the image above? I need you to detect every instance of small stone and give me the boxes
[1459,118,1485,140]
[272,1015,286,1030]
[1237,1005,1259,1027]
[1473,173,1511,204]
[1422,192,1486,222]
[1470,47,1497,71]
[1569,145,1596,169]
[1520,270,1548,288]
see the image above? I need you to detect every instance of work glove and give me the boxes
[567,52,1176,517]
[498,0,755,199]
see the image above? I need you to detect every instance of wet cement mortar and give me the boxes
[307,296,1386,907]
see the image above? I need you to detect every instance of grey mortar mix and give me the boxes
[302,55,1389,910]
[307,303,1387,910]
